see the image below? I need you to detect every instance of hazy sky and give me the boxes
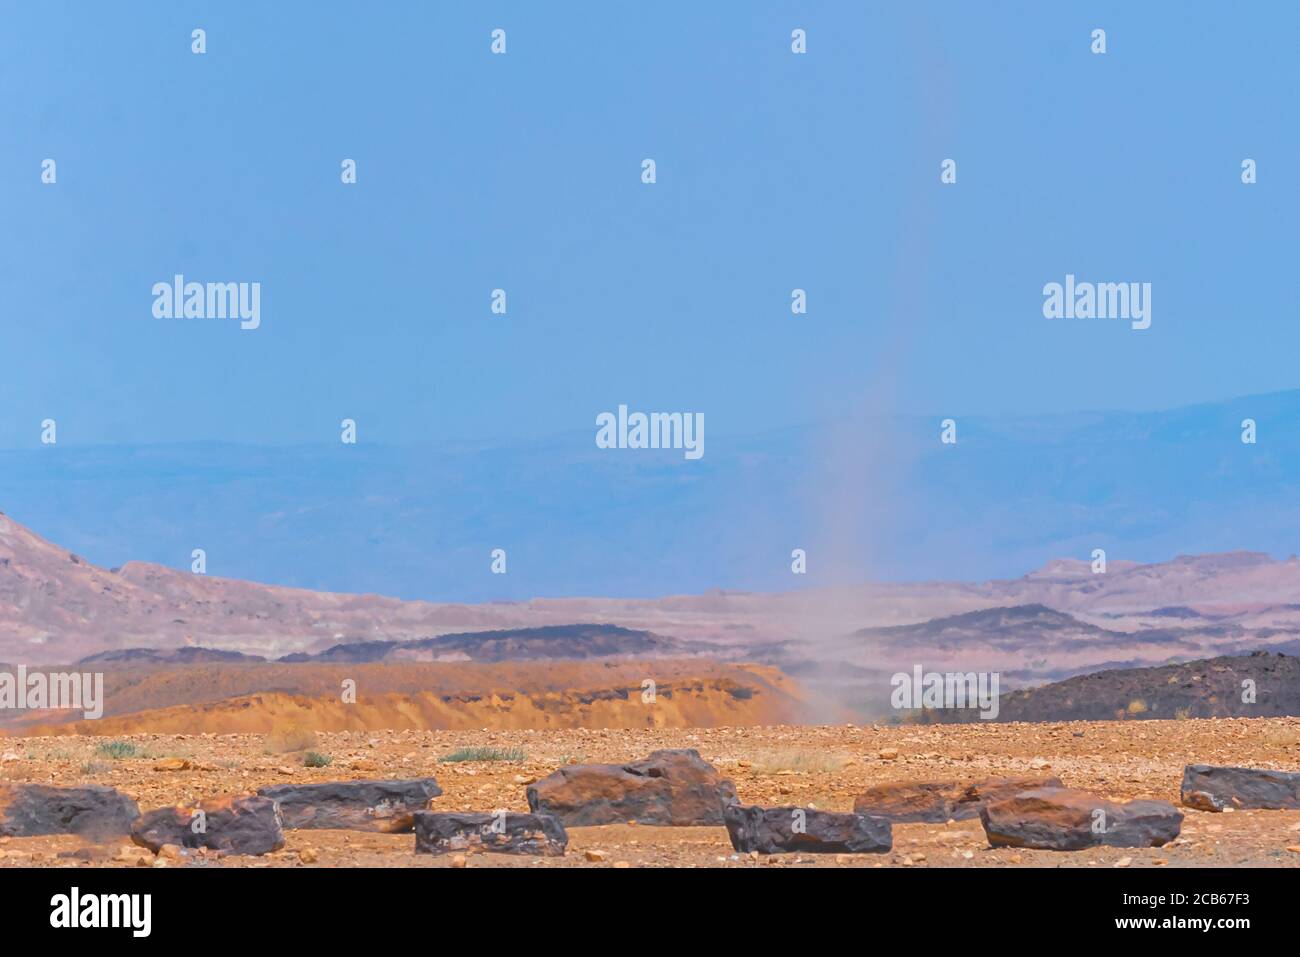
[2,2,1295,449]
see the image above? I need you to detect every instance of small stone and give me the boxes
[878,749,899,761]
[450,854,467,868]
[1115,857,1132,868]
[584,849,607,862]
[298,847,318,863]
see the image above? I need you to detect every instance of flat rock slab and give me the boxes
[980,787,1182,850]
[0,784,139,839]
[258,778,442,832]
[1181,764,1300,811]
[724,803,891,854]
[526,748,737,826]
[414,811,567,856]
[132,794,284,856]
[853,775,1062,823]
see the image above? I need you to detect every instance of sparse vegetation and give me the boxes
[438,746,526,763]
[95,740,140,760]
[303,751,333,768]
[749,748,850,774]
[263,724,319,754]
[1260,725,1300,750]
[1126,698,1148,715]
[79,759,111,775]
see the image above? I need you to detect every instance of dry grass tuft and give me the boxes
[747,748,851,774]
[263,724,319,754]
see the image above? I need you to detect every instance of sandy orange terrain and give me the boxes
[6,660,815,736]
[2,717,1298,868]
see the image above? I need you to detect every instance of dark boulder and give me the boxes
[0,784,139,839]
[258,778,441,832]
[1180,764,1300,811]
[724,803,891,854]
[413,811,567,856]
[980,787,1182,850]
[132,794,284,856]
[526,749,737,826]
[853,775,1062,823]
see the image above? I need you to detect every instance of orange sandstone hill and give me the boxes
[14,660,820,736]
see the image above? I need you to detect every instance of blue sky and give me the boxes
[2,1,1296,452]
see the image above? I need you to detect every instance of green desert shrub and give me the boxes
[95,740,140,760]
[438,746,526,763]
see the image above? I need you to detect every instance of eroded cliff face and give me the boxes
[15,660,820,736]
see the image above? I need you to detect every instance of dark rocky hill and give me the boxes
[920,651,1300,722]
[278,623,690,664]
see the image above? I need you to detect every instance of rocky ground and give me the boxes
[3,716,1299,868]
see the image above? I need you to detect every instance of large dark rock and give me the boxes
[258,778,442,832]
[413,811,567,856]
[853,776,1062,823]
[1181,764,1300,811]
[980,787,1182,850]
[526,749,737,826]
[724,803,891,854]
[132,794,284,856]
[0,784,139,839]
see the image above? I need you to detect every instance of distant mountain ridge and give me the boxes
[8,504,1300,709]
[276,624,691,664]
[910,651,1300,723]
[71,624,689,666]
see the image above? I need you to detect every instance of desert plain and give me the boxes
[2,717,1298,868]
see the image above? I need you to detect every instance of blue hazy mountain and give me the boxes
[2,390,1297,602]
